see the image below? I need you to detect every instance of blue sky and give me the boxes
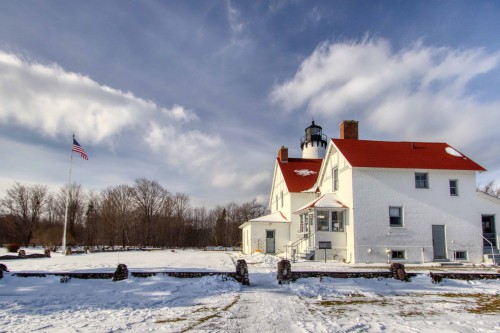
[1,0,500,207]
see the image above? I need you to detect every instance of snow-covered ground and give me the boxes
[1,248,499,332]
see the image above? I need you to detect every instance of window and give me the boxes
[389,207,403,227]
[415,172,428,188]
[331,211,344,232]
[454,251,467,260]
[299,214,305,233]
[280,191,284,208]
[304,214,309,232]
[391,250,405,259]
[333,167,339,191]
[317,211,329,231]
[449,180,458,196]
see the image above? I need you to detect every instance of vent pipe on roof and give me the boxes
[278,146,288,163]
[340,120,359,140]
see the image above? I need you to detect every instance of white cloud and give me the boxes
[241,171,271,190]
[227,1,244,34]
[0,51,165,143]
[270,38,500,149]
[163,104,199,123]
[0,50,272,204]
[144,122,224,170]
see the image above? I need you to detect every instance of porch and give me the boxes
[288,193,349,261]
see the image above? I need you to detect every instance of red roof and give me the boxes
[332,139,486,171]
[277,158,322,192]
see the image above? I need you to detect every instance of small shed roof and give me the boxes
[249,211,289,223]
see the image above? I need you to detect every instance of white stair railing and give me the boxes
[480,233,496,265]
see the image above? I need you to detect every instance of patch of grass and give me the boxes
[222,295,240,311]
[442,293,500,314]
[399,310,438,317]
[427,293,500,314]
[155,318,186,324]
[192,306,214,313]
[319,299,384,306]
[470,294,500,314]
[177,295,241,333]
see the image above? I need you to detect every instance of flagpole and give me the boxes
[62,134,74,255]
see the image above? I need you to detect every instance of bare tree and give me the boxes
[99,185,134,248]
[479,180,500,198]
[2,182,48,246]
[171,192,190,247]
[131,179,169,246]
[57,183,86,246]
[214,207,227,246]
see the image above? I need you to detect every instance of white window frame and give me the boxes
[333,167,339,191]
[331,211,345,232]
[389,206,403,227]
[415,172,429,189]
[454,250,467,260]
[280,191,284,208]
[316,210,330,232]
[299,214,305,233]
[449,179,458,196]
[391,250,406,260]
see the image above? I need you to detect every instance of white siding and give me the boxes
[241,222,289,254]
[351,168,483,263]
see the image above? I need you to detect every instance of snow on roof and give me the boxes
[249,211,289,223]
[277,158,322,192]
[301,185,319,193]
[332,139,486,171]
[294,193,348,214]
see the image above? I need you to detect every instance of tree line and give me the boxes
[0,178,267,249]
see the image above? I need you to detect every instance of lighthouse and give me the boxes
[300,121,327,159]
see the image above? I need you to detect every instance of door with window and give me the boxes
[265,230,275,254]
[482,215,497,247]
[432,225,447,260]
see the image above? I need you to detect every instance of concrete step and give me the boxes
[483,247,499,255]
[298,250,315,260]
[483,254,500,265]
[440,262,464,267]
[485,254,500,260]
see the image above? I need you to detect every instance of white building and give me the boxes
[240,121,500,264]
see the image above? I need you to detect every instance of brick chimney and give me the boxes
[278,146,288,162]
[340,120,359,140]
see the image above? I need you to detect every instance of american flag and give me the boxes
[72,138,88,160]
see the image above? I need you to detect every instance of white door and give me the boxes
[432,225,447,260]
[266,230,275,253]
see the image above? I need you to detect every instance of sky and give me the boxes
[1,0,500,208]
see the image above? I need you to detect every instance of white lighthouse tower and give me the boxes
[300,121,327,159]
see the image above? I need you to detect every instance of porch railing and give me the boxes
[480,233,496,265]
[285,231,315,262]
